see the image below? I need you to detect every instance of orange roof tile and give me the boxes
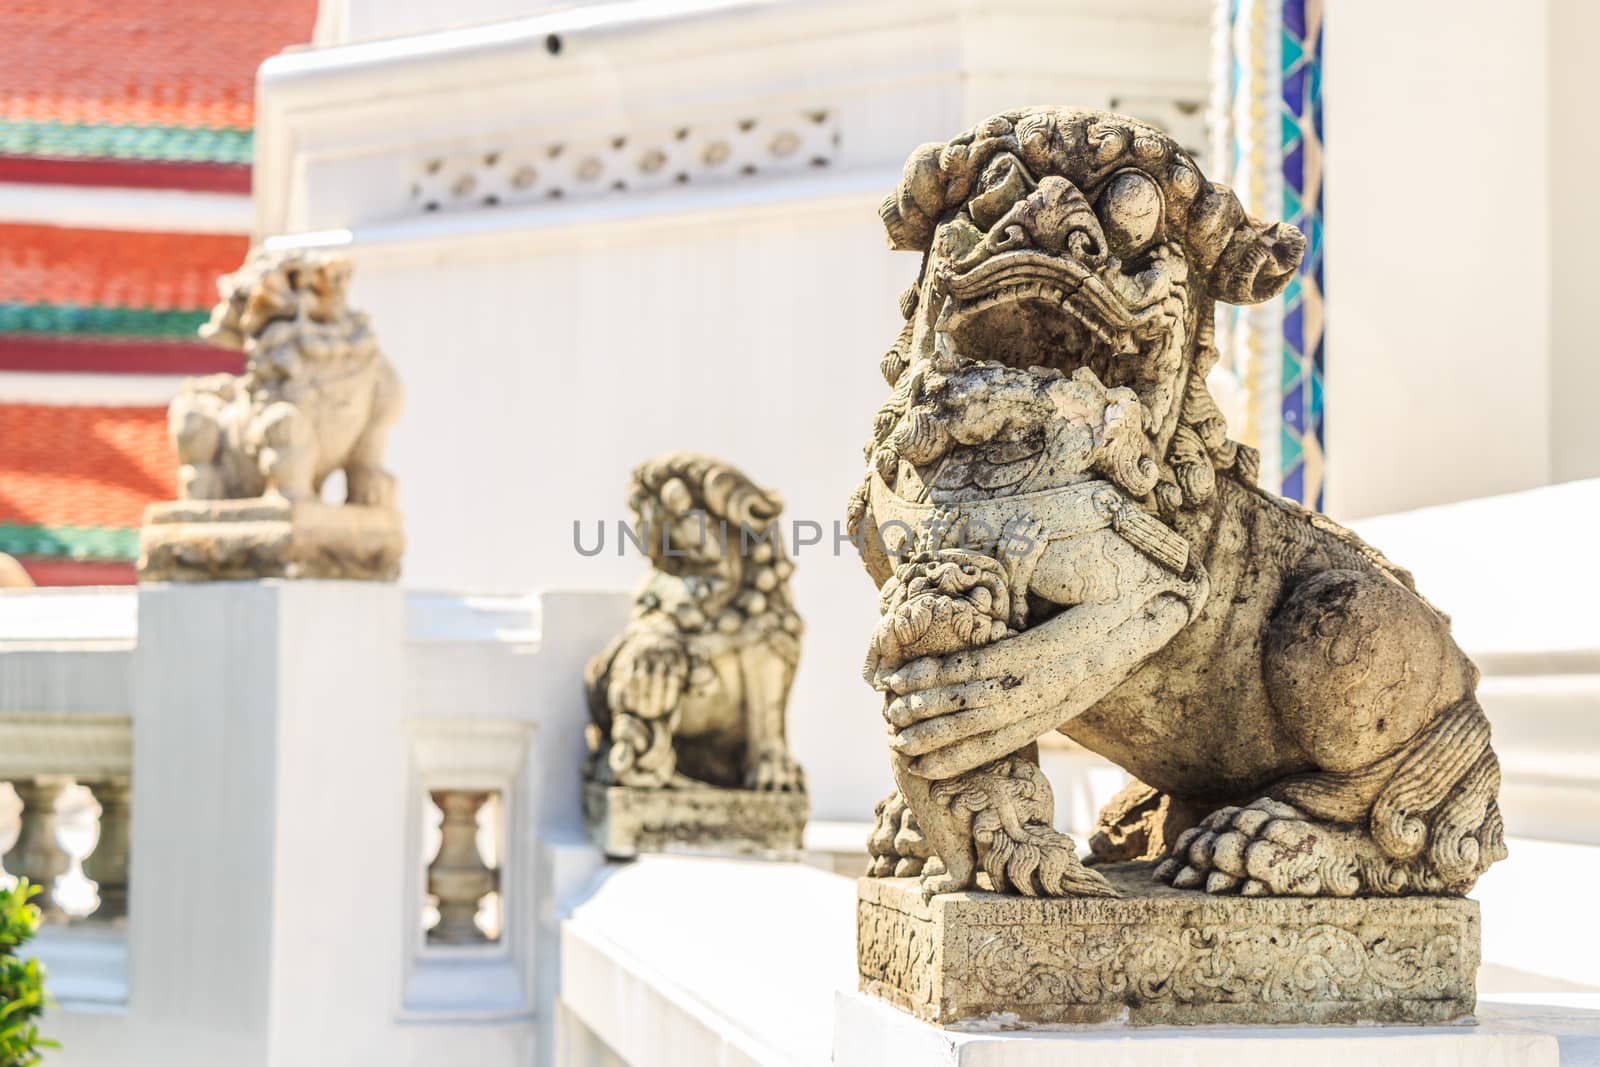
[0,404,173,530]
[0,1,320,131]
[0,224,247,311]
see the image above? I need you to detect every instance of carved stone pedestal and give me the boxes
[584,782,807,859]
[139,498,404,581]
[858,863,1479,1028]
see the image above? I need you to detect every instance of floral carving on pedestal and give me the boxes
[856,868,1479,1026]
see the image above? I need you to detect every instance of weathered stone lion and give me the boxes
[171,249,402,506]
[586,453,806,792]
[852,107,1505,900]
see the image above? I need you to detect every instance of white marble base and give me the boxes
[832,989,1600,1067]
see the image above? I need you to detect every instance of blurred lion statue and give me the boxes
[169,249,402,508]
[585,453,806,793]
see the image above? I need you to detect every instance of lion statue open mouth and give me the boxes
[851,107,1505,900]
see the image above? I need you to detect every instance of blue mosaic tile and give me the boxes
[1282,64,1307,112]
[1283,0,1307,40]
[1283,140,1304,198]
[1283,379,1305,430]
[1282,463,1305,503]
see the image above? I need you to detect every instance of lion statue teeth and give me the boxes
[854,106,1505,900]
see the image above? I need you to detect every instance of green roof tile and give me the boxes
[0,302,208,339]
[0,523,139,562]
[0,119,252,164]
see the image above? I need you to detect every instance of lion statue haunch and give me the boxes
[170,249,402,506]
[585,453,806,793]
[852,106,1505,900]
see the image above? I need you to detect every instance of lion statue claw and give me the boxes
[854,107,1505,900]
[171,249,402,507]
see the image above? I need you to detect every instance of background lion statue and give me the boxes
[171,249,402,507]
[585,453,806,793]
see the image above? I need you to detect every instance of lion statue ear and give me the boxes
[1186,182,1306,305]
[879,142,951,252]
[1208,217,1306,304]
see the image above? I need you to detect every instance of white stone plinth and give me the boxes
[832,990,1568,1067]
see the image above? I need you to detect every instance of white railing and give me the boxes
[0,582,628,1065]
[0,589,137,1009]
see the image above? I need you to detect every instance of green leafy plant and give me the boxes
[0,881,55,1066]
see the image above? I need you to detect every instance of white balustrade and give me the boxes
[0,715,134,928]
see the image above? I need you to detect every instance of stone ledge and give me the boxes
[833,991,1566,1067]
[139,499,403,582]
[583,781,807,860]
[858,862,1480,1027]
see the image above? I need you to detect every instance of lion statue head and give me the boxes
[870,106,1305,519]
[200,248,365,361]
[628,452,802,643]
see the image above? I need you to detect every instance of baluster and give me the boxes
[82,778,129,922]
[427,790,497,944]
[51,783,101,919]
[0,783,20,890]
[11,777,71,923]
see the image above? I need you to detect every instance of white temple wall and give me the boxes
[1547,0,1600,487]
[1323,0,1600,518]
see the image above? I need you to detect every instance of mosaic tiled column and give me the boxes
[1210,0,1324,506]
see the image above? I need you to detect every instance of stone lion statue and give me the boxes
[170,249,402,506]
[852,107,1504,900]
[585,453,806,792]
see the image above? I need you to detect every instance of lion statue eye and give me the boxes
[968,154,1034,231]
[1097,169,1164,261]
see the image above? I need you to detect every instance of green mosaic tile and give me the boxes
[1283,275,1302,307]
[1281,30,1305,71]
[1284,189,1304,230]
[1280,426,1303,471]
[1281,112,1301,150]
[1282,348,1303,391]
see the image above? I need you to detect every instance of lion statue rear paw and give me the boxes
[866,789,935,878]
[1152,798,1378,896]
